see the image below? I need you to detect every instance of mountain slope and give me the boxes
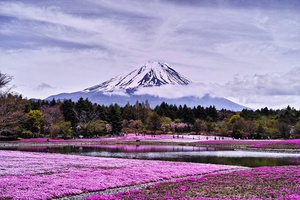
[84,61,191,93]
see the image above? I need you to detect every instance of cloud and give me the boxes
[225,67,300,97]
[134,83,221,99]
[103,90,129,97]
[35,83,55,91]
[0,1,144,54]
[0,48,127,99]
[222,67,300,109]
[135,66,300,109]
[1,1,299,68]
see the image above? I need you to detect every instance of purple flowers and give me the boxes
[2,137,300,199]
[86,166,300,200]
[18,134,176,143]
[197,138,300,150]
[0,150,241,199]
[17,134,234,144]
[252,139,300,149]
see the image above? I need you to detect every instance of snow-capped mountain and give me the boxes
[84,61,191,93]
[46,61,249,111]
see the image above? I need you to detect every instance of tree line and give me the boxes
[1,94,300,140]
[1,71,300,140]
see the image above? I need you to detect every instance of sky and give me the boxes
[0,0,300,109]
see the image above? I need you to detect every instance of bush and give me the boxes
[58,121,72,139]
[49,124,60,139]
[21,130,33,138]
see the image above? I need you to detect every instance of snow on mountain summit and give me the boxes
[84,61,191,93]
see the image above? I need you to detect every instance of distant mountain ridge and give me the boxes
[47,92,248,111]
[47,61,248,111]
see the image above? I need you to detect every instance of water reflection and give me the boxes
[1,145,300,167]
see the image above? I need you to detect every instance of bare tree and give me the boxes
[0,71,12,89]
[0,72,13,97]
[41,105,64,136]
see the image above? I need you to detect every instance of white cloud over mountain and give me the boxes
[136,66,300,109]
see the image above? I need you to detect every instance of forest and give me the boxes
[1,72,300,140]
[1,94,300,140]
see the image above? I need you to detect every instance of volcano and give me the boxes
[46,61,248,111]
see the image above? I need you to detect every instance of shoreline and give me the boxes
[1,139,300,153]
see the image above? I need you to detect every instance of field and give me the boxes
[1,136,300,199]
[0,150,243,199]
[87,165,300,200]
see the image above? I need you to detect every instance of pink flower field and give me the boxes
[18,134,175,143]
[17,135,300,151]
[197,138,300,150]
[17,134,234,144]
[251,139,300,149]
[86,165,300,200]
[0,150,243,200]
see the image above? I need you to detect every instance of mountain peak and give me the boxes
[84,61,191,93]
[140,61,169,71]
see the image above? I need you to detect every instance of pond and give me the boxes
[2,144,300,167]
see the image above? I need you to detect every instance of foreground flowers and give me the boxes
[86,165,300,200]
[0,150,242,199]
